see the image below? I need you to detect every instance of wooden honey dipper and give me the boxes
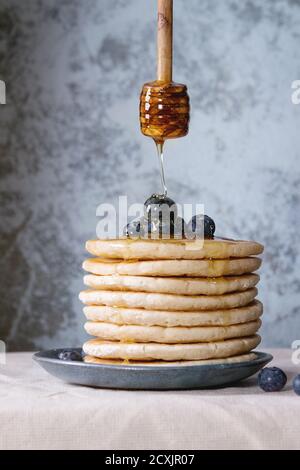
[140,0,190,145]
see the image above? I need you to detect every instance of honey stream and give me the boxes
[155,141,168,196]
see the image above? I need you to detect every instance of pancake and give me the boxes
[83,257,261,277]
[86,238,264,260]
[83,300,263,327]
[84,319,261,343]
[83,273,259,295]
[79,287,257,311]
[83,335,261,361]
[83,352,258,366]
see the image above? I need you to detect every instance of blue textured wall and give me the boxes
[0,0,300,350]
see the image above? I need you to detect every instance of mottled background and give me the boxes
[0,0,299,351]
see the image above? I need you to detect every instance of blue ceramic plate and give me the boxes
[33,348,272,390]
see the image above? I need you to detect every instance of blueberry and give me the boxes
[293,374,300,396]
[144,218,172,239]
[187,214,215,239]
[58,350,83,362]
[144,194,177,211]
[137,216,152,238]
[258,367,287,392]
[144,194,177,223]
[143,215,187,240]
[123,219,141,238]
[144,219,159,238]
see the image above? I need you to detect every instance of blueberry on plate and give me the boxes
[258,367,287,392]
[144,194,177,223]
[187,214,215,239]
[58,350,83,362]
[292,374,300,396]
[123,219,142,238]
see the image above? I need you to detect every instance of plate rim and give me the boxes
[33,348,273,372]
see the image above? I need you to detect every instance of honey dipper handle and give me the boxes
[157,0,173,82]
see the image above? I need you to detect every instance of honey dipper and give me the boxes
[140,0,190,144]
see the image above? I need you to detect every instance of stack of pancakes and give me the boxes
[80,238,264,365]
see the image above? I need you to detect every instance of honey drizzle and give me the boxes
[156,140,168,196]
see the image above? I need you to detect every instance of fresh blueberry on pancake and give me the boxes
[123,219,141,238]
[144,215,187,239]
[188,214,216,239]
[144,194,177,224]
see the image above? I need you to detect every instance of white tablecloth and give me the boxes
[0,349,299,450]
